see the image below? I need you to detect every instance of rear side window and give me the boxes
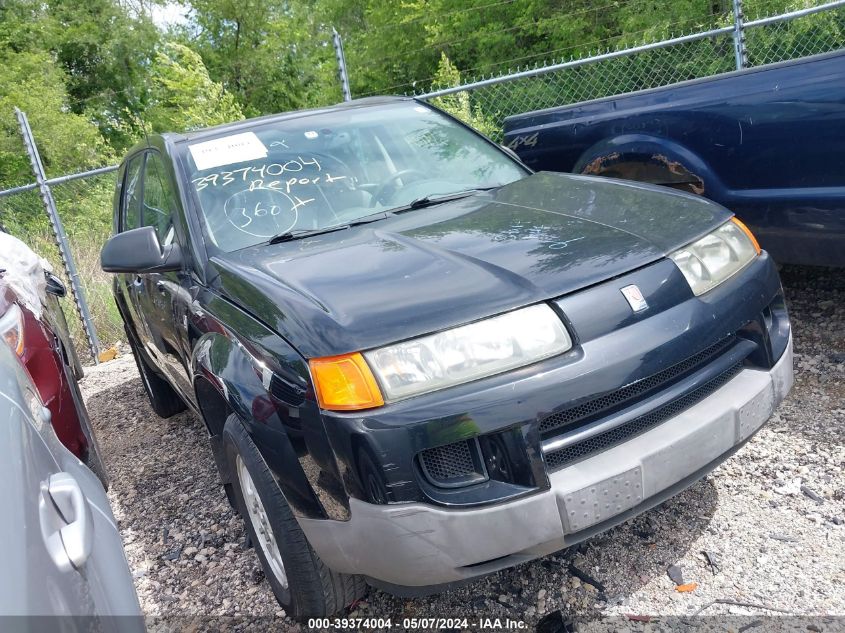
[121,153,144,232]
[141,153,178,246]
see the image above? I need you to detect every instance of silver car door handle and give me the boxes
[39,472,94,571]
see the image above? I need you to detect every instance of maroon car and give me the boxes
[0,269,107,486]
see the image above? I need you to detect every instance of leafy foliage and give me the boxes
[1,0,841,185]
[430,53,499,139]
[179,0,339,116]
[0,50,112,186]
[144,42,244,133]
[46,0,160,150]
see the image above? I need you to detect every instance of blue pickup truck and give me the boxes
[502,50,845,267]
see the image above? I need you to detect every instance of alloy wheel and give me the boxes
[236,454,288,588]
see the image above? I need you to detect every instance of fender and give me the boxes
[572,134,728,199]
[189,292,349,521]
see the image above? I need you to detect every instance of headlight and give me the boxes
[364,303,572,402]
[309,304,572,410]
[0,303,25,356]
[669,217,761,296]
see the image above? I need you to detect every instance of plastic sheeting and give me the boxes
[0,232,50,318]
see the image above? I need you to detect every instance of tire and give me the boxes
[125,328,185,418]
[223,414,366,619]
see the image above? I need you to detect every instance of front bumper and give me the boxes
[299,335,792,590]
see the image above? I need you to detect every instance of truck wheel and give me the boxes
[126,330,185,418]
[223,414,366,619]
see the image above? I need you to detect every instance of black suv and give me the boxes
[102,97,793,618]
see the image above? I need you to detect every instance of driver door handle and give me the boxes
[39,472,94,571]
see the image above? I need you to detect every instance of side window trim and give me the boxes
[119,150,147,233]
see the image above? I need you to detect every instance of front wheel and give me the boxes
[223,414,366,619]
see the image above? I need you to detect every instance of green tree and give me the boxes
[305,0,744,98]
[45,0,160,150]
[182,0,332,116]
[307,0,437,97]
[144,42,244,133]
[430,53,498,138]
[0,0,161,151]
[0,50,112,187]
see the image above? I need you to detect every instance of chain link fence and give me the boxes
[746,2,845,64]
[430,32,738,142]
[0,171,122,357]
[48,171,122,353]
[0,165,121,362]
[420,0,845,141]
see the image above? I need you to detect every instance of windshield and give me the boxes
[181,101,527,252]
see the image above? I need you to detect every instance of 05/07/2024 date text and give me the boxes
[306,617,528,630]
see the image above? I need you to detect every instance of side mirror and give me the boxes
[44,272,66,297]
[100,226,182,274]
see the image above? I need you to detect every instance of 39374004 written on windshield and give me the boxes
[181,102,527,252]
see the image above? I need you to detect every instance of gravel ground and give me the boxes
[80,265,844,630]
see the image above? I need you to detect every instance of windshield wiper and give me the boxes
[267,212,391,244]
[391,187,500,214]
[267,188,499,244]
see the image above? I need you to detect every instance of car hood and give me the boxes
[209,171,730,358]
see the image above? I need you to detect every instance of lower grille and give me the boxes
[419,438,488,488]
[540,336,734,437]
[544,362,743,471]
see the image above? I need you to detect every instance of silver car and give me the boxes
[0,342,142,630]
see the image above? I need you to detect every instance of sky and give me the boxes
[149,1,188,30]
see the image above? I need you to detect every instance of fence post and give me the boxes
[332,27,352,102]
[732,0,748,69]
[14,108,101,363]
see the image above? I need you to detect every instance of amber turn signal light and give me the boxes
[309,352,384,411]
[730,216,762,255]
